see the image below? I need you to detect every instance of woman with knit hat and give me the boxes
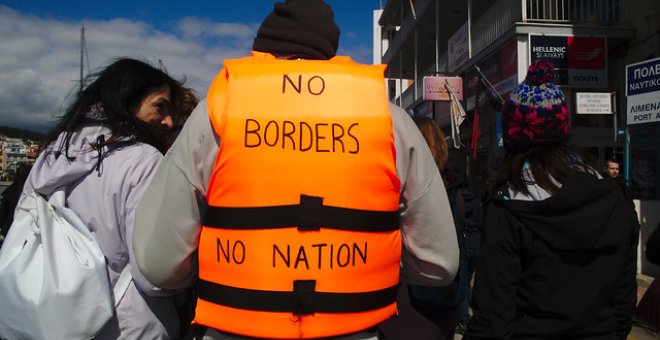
[465,60,639,339]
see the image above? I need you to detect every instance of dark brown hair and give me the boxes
[491,143,596,196]
[44,57,186,155]
[175,87,199,126]
[412,117,448,172]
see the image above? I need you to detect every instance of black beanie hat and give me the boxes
[252,0,340,60]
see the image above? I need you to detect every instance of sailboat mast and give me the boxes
[79,25,85,95]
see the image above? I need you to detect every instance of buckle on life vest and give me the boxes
[298,195,322,231]
[293,280,316,315]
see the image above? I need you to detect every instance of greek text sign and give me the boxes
[626,57,660,125]
[576,92,612,114]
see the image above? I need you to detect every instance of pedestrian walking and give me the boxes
[602,158,623,184]
[379,117,481,340]
[465,60,639,339]
[7,57,188,339]
[132,1,459,339]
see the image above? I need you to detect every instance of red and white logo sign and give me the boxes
[568,36,606,69]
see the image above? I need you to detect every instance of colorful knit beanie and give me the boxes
[252,0,340,60]
[502,60,570,153]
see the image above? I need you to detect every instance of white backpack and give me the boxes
[0,187,132,340]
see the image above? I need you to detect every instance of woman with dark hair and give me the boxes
[43,57,183,154]
[379,117,482,340]
[20,57,186,339]
[378,117,458,339]
[465,60,639,339]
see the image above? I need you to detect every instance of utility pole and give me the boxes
[79,25,86,95]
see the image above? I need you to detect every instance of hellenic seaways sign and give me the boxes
[626,57,660,125]
[530,35,607,88]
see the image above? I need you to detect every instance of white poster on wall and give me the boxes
[575,92,612,114]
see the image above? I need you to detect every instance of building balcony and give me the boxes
[378,0,633,109]
[380,0,629,75]
[471,0,628,57]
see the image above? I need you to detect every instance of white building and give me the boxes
[374,0,660,274]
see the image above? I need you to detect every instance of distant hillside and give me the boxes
[0,126,45,142]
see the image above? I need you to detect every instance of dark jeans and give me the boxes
[378,284,458,340]
[458,248,478,323]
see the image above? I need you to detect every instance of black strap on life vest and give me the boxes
[203,194,399,232]
[196,279,398,315]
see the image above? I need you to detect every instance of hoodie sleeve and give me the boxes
[615,195,640,339]
[124,148,174,296]
[132,97,219,290]
[390,104,459,286]
[615,234,637,339]
[466,202,524,339]
[645,223,660,266]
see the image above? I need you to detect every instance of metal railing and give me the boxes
[387,0,625,109]
[471,0,522,57]
[525,0,621,23]
[401,82,416,108]
[471,0,623,56]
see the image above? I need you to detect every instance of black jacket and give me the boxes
[645,221,660,266]
[0,179,25,240]
[466,173,639,339]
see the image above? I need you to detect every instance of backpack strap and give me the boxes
[113,265,133,307]
[47,183,134,308]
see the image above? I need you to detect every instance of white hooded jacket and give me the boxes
[21,124,179,340]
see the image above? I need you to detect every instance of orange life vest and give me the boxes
[196,52,401,339]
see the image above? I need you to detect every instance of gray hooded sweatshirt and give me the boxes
[21,124,179,339]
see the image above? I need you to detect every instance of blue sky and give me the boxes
[0,1,382,133]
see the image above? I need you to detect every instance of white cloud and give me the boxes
[0,5,257,133]
[176,17,257,41]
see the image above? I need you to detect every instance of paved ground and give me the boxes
[454,274,660,340]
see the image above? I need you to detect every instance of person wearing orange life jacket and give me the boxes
[132,1,459,339]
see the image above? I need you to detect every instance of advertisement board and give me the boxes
[529,35,607,88]
[423,76,463,101]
